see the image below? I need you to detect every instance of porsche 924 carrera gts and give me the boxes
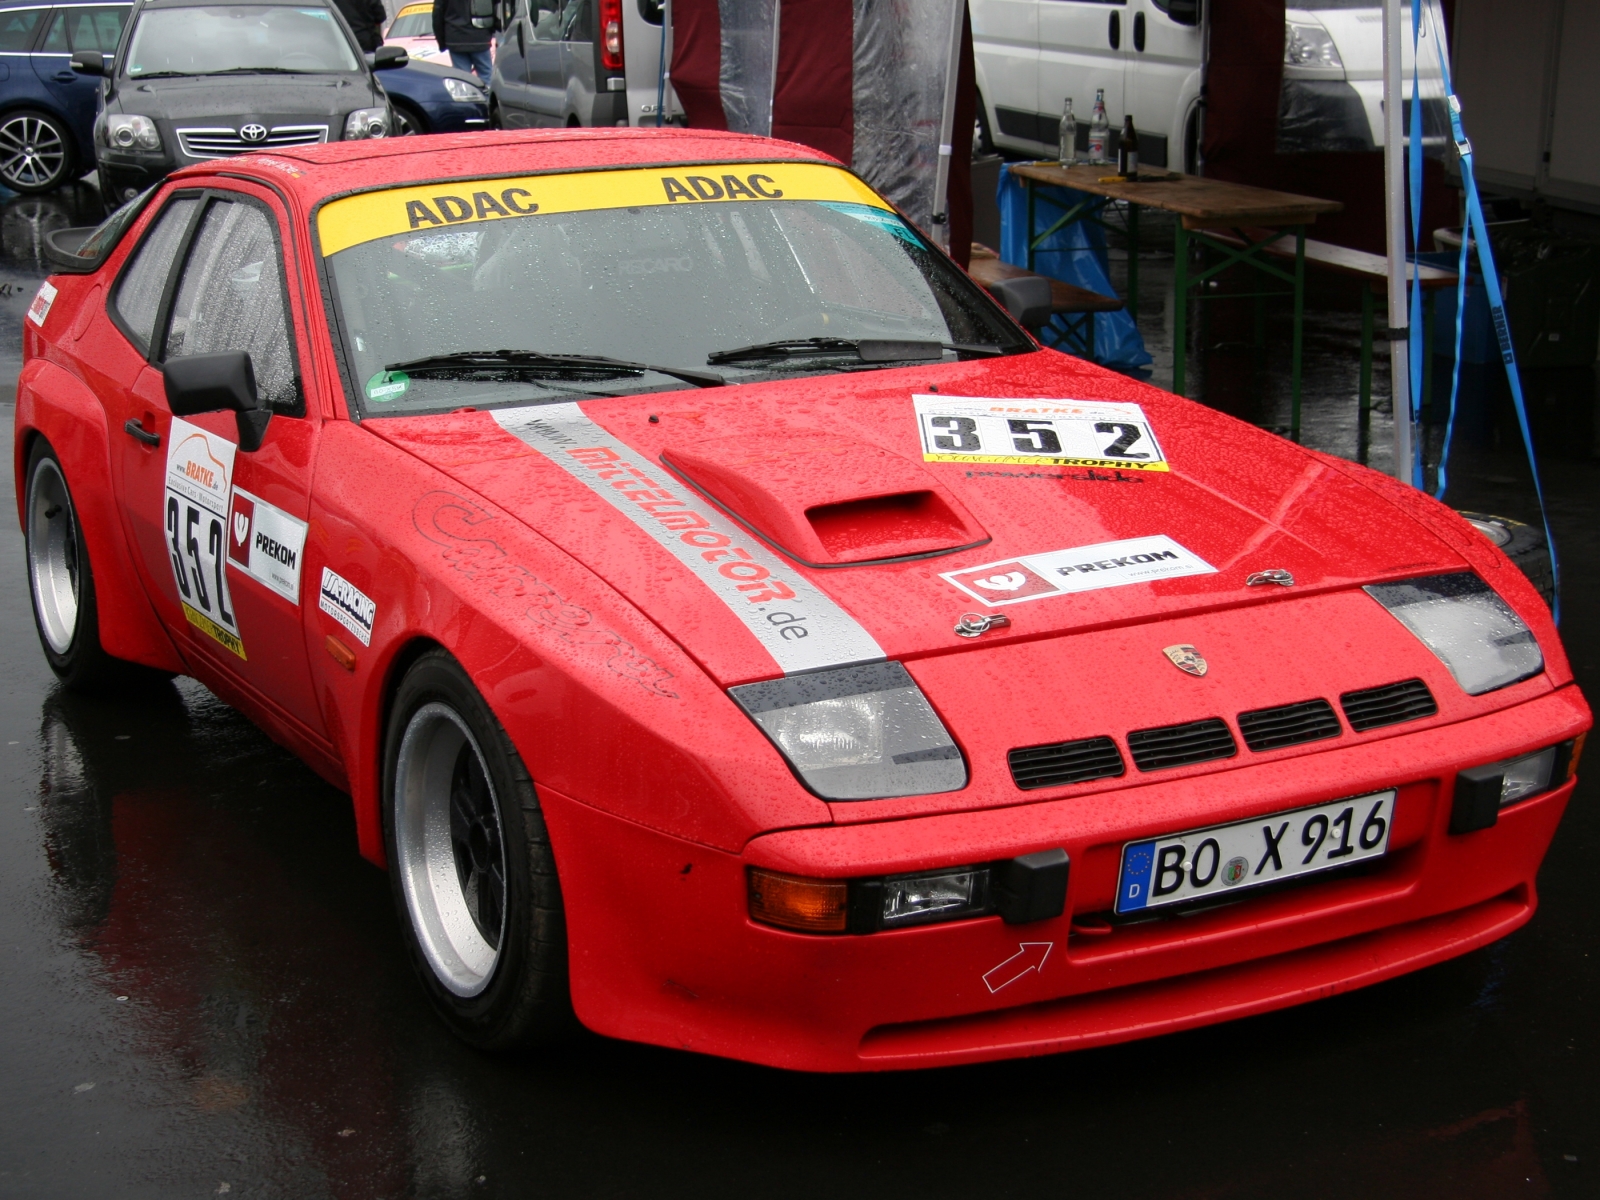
[16,129,1589,1071]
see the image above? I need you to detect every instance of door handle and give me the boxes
[1109,11,1120,50]
[1133,11,1145,52]
[53,70,76,82]
[123,418,160,446]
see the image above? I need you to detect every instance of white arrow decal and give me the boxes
[982,942,1053,994]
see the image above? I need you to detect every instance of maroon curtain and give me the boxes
[1203,0,1457,253]
[669,0,726,130]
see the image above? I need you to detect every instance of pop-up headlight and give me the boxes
[1364,573,1542,696]
[729,662,966,800]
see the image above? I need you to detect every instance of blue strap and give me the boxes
[1406,1,1425,489]
[655,8,668,127]
[1421,0,1559,623]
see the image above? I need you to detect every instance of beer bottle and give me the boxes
[1118,115,1139,177]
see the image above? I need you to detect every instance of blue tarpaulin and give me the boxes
[997,165,1151,369]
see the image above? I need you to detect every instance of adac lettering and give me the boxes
[406,187,539,229]
[660,173,783,203]
[565,446,799,608]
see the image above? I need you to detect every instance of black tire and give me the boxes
[382,648,573,1049]
[0,109,75,194]
[1457,511,1555,608]
[488,97,503,130]
[390,100,425,136]
[24,437,169,692]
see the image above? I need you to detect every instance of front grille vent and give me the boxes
[1127,718,1237,772]
[1340,678,1438,732]
[177,125,328,159]
[1237,698,1342,752]
[1008,736,1125,790]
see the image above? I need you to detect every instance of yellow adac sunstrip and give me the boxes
[395,1,429,14]
[317,162,891,257]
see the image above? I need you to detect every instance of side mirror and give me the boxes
[1164,0,1200,27]
[987,276,1055,331]
[373,44,408,69]
[70,50,107,76]
[163,351,271,451]
[43,226,98,272]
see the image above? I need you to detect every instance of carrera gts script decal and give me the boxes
[944,536,1216,606]
[914,395,1169,471]
[164,418,244,658]
[413,490,679,699]
[494,404,885,676]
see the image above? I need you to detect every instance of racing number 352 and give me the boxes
[167,495,233,626]
[929,416,1150,458]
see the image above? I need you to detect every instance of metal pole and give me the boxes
[1383,0,1413,482]
[928,0,965,251]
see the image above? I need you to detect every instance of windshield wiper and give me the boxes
[129,70,195,78]
[706,337,1002,366]
[206,66,306,74]
[384,350,725,389]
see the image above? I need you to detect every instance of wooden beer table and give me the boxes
[1007,162,1343,427]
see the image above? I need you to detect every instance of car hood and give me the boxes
[112,73,380,120]
[368,355,1480,690]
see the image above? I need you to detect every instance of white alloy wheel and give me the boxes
[28,454,81,655]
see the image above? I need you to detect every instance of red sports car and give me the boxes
[17,129,1589,1072]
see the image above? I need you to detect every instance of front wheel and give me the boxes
[390,101,425,136]
[0,110,74,194]
[383,649,572,1049]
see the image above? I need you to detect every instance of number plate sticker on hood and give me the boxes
[492,404,885,676]
[914,395,1168,471]
[942,535,1216,607]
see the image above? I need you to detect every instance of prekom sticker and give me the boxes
[226,487,308,603]
[365,370,409,402]
[164,418,245,658]
[26,281,57,327]
[913,395,1169,471]
[943,535,1216,606]
[319,568,375,646]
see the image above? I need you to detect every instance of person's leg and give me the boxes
[470,48,493,81]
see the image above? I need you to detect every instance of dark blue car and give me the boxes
[0,0,484,196]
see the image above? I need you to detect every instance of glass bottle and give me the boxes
[1088,88,1110,165]
[1059,98,1077,166]
[1118,114,1139,177]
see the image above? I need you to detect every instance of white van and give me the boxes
[972,0,1433,170]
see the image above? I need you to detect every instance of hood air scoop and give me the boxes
[661,432,989,567]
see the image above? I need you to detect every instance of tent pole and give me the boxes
[1383,0,1413,483]
[928,0,965,251]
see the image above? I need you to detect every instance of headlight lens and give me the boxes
[729,661,966,800]
[1365,573,1542,695]
[442,76,487,103]
[344,107,389,139]
[1284,21,1343,68]
[106,114,161,151]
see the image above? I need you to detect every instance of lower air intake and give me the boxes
[1340,679,1438,732]
[1008,736,1124,789]
[1127,718,1237,772]
[1237,698,1342,752]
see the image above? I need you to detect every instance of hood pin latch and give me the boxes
[1246,569,1295,587]
[955,612,1011,638]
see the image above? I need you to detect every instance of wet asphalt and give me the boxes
[0,183,1596,1199]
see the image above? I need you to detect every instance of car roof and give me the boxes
[170,128,845,212]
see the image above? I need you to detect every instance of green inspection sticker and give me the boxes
[365,370,409,402]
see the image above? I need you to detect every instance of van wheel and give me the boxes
[1457,512,1555,609]
[383,649,574,1049]
[1183,106,1201,175]
[25,438,170,692]
[488,97,503,129]
[974,91,995,156]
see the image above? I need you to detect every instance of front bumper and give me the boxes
[99,155,174,204]
[539,684,1587,1072]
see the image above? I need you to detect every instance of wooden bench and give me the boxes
[1210,230,1458,417]
[967,243,1124,360]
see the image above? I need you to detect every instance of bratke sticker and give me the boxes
[164,418,244,658]
[943,536,1216,606]
[914,395,1168,471]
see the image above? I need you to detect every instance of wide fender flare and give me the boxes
[14,358,183,672]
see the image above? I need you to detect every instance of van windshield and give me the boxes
[321,165,1031,416]
[125,5,361,76]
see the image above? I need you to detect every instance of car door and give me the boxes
[556,0,593,122]
[971,0,1039,152]
[1037,0,1128,156]
[522,0,566,123]
[31,4,128,153]
[491,0,535,125]
[1123,0,1202,169]
[107,185,327,741]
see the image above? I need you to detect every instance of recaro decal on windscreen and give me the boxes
[315,162,890,255]
[493,404,886,676]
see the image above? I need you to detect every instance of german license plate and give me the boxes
[1115,790,1396,914]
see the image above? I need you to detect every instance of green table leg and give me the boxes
[1127,202,1139,323]
[1290,228,1306,442]
[1360,285,1374,414]
[1026,179,1035,272]
[1173,221,1188,397]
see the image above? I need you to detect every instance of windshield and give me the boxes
[321,164,1030,416]
[125,5,361,77]
[388,8,433,36]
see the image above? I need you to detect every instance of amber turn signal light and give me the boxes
[748,869,848,933]
[1568,731,1587,780]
